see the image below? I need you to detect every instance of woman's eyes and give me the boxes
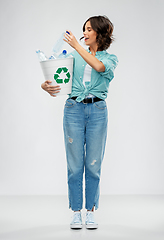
[84,28,92,33]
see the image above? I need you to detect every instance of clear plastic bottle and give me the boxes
[52,31,70,55]
[36,50,48,61]
[49,55,57,60]
[57,50,67,58]
[52,32,65,55]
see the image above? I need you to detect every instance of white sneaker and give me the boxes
[85,211,98,229]
[70,211,83,229]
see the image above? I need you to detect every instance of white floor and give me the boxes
[0,195,164,240]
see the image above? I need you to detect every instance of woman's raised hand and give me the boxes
[64,30,79,49]
[41,80,61,97]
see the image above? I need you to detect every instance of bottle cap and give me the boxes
[63,50,67,55]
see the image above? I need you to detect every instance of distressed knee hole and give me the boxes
[68,137,73,143]
[91,160,97,165]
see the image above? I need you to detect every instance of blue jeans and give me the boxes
[63,98,108,211]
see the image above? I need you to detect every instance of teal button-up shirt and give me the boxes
[68,49,118,102]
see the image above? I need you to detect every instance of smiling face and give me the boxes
[83,21,98,48]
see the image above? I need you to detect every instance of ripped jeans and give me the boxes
[63,98,108,211]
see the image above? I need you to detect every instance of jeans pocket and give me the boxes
[65,98,77,108]
[94,100,107,110]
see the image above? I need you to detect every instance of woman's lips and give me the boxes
[85,38,89,41]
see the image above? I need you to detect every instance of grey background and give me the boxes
[0,0,163,195]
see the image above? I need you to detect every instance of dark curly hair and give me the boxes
[80,15,114,51]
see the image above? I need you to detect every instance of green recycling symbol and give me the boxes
[54,67,71,84]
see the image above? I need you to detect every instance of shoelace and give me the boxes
[86,212,95,223]
[72,212,82,223]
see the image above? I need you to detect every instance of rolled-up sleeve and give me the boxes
[100,54,118,82]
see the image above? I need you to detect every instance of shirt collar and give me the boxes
[87,48,106,56]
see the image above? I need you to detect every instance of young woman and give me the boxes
[41,15,118,229]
